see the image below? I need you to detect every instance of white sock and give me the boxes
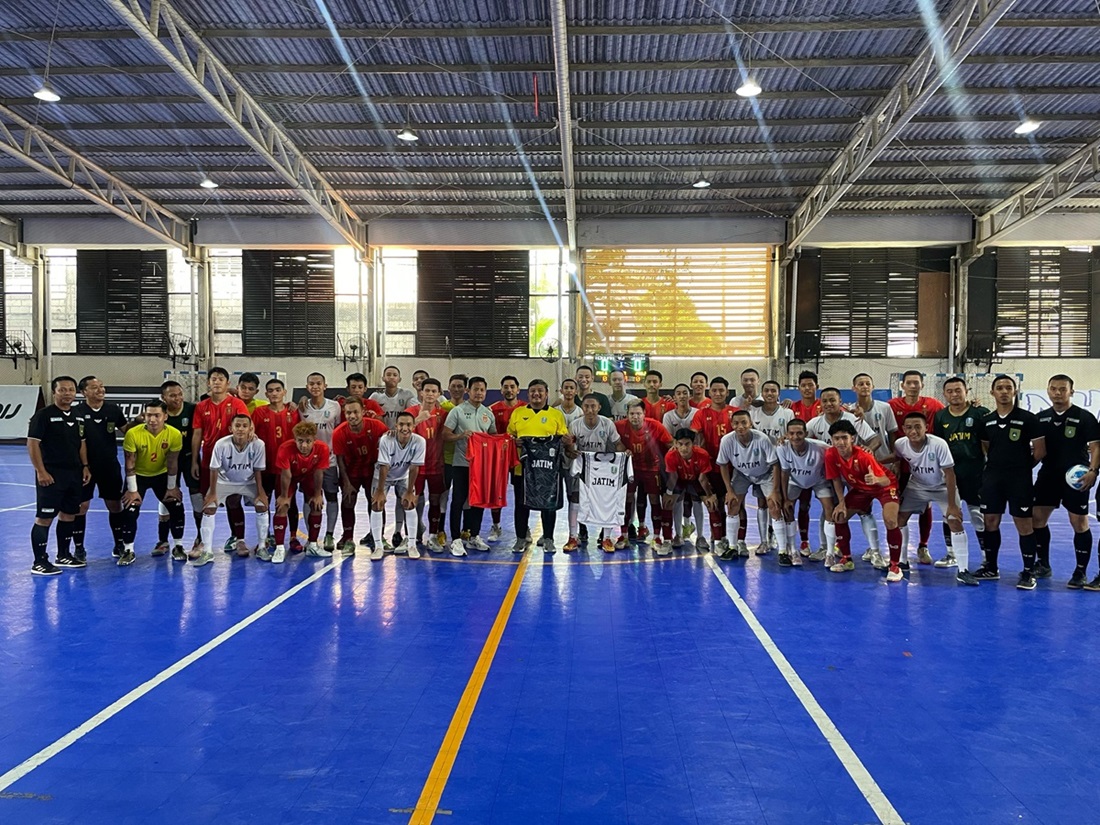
[157,500,168,517]
[756,508,769,547]
[325,500,338,534]
[725,515,740,542]
[568,502,579,536]
[439,486,451,521]
[817,517,826,550]
[860,514,880,550]
[672,499,683,533]
[968,505,986,563]
[255,511,269,545]
[370,508,384,543]
[692,501,705,534]
[201,512,216,549]
[772,519,788,551]
[788,521,799,549]
[824,520,836,552]
[950,529,969,570]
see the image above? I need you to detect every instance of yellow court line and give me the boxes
[407,552,531,824]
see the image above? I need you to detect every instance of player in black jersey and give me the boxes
[1031,375,1100,589]
[161,380,202,547]
[934,377,991,567]
[27,377,92,575]
[979,375,1046,590]
[72,376,131,560]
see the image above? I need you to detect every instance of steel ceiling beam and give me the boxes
[782,0,1020,261]
[549,0,577,253]
[104,0,366,252]
[0,104,191,248]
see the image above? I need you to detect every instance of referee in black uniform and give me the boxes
[27,376,92,575]
[73,375,129,559]
[980,375,1046,590]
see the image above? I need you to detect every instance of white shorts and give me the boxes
[212,482,263,508]
[730,474,774,500]
[900,484,960,515]
[787,480,834,501]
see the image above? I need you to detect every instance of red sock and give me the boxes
[341,504,355,534]
[227,501,246,540]
[307,511,322,542]
[660,508,673,540]
[428,501,442,534]
[709,509,725,539]
[274,515,288,546]
[835,521,852,558]
[919,506,932,545]
[887,527,903,567]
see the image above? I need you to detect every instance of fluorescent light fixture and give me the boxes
[33,84,60,102]
[396,127,420,142]
[736,78,762,98]
[1014,119,1041,135]
[199,178,219,189]
[692,177,712,189]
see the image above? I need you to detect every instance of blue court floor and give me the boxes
[1,443,1098,824]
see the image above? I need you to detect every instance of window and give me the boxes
[334,247,369,361]
[166,248,195,351]
[381,249,417,356]
[47,249,77,354]
[210,248,243,355]
[242,250,335,358]
[75,249,168,355]
[416,250,529,358]
[818,248,919,357]
[2,251,34,356]
[996,247,1094,358]
[582,247,770,357]
[529,248,570,359]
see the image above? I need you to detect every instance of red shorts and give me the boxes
[844,486,899,513]
[198,457,212,495]
[415,472,445,496]
[633,468,662,497]
[286,478,318,502]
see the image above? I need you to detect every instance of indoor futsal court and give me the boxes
[1,444,1098,825]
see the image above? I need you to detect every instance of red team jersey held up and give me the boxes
[616,419,673,472]
[338,395,385,422]
[196,395,250,457]
[664,445,712,482]
[643,396,675,422]
[331,418,389,479]
[466,432,517,510]
[690,405,733,458]
[251,405,300,472]
[790,398,822,422]
[406,404,447,475]
[887,395,945,435]
[275,439,331,492]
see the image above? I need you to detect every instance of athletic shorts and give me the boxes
[980,470,1034,519]
[198,457,213,495]
[1033,468,1090,515]
[36,467,84,519]
[729,473,774,500]
[322,466,339,498]
[844,485,900,514]
[787,480,833,501]
[340,475,372,498]
[415,472,445,496]
[955,471,982,508]
[134,473,170,504]
[377,478,410,501]
[671,480,706,501]
[633,468,663,497]
[210,482,264,509]
[82,460,123,502]
[286,478,319,502]
[900,484,961,515]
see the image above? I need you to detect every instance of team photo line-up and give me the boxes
[26,362,1100,592]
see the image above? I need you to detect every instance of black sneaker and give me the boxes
[972,565,1000,581]
[32,558,62,576]
[56,554,86,568]
[1067,569,1087,589]
[1016,570,1037,590]
[628,524,638,542]
[74,546,87,563]
[112,541,123,559]
[171,545,187,562]
[719,544,738,561]
[956,569,980,587]
[898,560,910,571]
[578,525,589,544]
[777,552,793,567]
[359,533,371,547]
[1083,574,1100,592]
[1033,562,1052,579]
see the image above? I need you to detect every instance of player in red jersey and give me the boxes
[407,378,449,551]
[332,396,389,555]
[788,369,823,551]
[662,429,719,550]
[339,372,384,421]
[642,369,675,422]
[688,371,711,409]
[888,369,946,564]
[616,405,674,551]
[690,376,734,549]
[272,422,330,562]
[189,367,248,558]
[825,419,904,580]
[252,378,301,552]
[488,374,525,540]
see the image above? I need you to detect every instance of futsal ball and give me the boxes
[1065,464,1091,490]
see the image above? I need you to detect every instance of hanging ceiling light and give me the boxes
[396,127,420,142]
[199,177,219,189]
[692,177,712,189]
[736,77,762,98]
[1014,119,1041,136]
[33,83,61,102]
[33,0,63,102]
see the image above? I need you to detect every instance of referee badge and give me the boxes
[1066,426,1077,438]
[1009,428,1021,441]
[107,422,116,433]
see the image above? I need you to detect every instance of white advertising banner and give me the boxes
[0,385,42,439]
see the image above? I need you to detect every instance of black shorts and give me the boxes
[82,461,123,502]
[36,467,84,519]
[443,463,454,490]
[673,480,706,501]
[1033,469,1090,515]
[980,470,1035,519]
[132,474,171,506]
[955,469,982,507]
[174,458,199,493]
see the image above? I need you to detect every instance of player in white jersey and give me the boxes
[370,411,426,560]
[370,365,417,430]
[776,418,835,566]
[200,414,268,561]
[554,378,584,427]
[894,413,974,585]
[806,387,880,448]
[849,373,898,462]
[750,380,793,444]
[716,410,783,560]
[572,451,634,552]
[565,394,624,548]
[608,369,641,421]
[662,383,699,542]
[299,371,342,550]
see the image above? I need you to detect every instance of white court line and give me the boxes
[0,554,348,792]
[704,555,905,825]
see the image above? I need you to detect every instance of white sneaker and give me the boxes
[655,540,672,556]
[407,544,421,559]
[487,525,503,542]
[272,545,287,564]
[393,538,410,555]
[190,549,214,567]
[861,548,874,562]
[886,567,904,583]
[467,535,490,552]
[714,538,730,555]
[305,542,332,558]
[934,553,958,568]
[426,534,444,553]
[790,552,803,567]
[370,545,385,561]
[737,540,750,558]
[807,549,827,562]
[824,551,837,567]
[753,542,770,556]
[449,539,467,557]
[870,550,888,570]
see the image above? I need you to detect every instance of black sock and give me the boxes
[108,510,126,544]
[158,519,170,543]
[1033,525,1051,566]
[71,513,86,549]
[1020,532,1037,572]
[56,520,74,557]
[32,523,50,561]
[985,528,1001,570]
[942,522,952,546]
[1074,529,1092,571]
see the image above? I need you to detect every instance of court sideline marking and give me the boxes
[0,554,349,793]
[704,554,905,825]
[408,552,531,824]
